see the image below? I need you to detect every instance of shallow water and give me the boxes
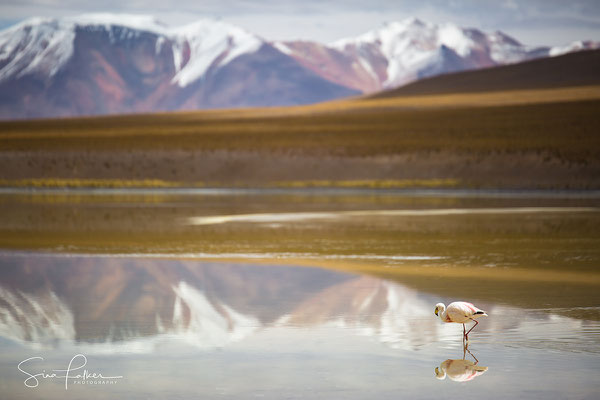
[0,191,599,398]
[1,191,599,309]
[0,254,599,399]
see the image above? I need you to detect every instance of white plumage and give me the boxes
[434,301,488,340]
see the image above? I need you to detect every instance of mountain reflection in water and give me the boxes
[1,253,598,356]
[0,253,449,352]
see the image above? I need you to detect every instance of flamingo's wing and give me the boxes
[446,302,476,322]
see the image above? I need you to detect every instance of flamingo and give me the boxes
[434,302,487,341]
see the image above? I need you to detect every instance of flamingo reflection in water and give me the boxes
[435,345,488,382]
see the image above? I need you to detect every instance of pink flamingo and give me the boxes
[434,301,488,341]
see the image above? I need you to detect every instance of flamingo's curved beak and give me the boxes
[435,309,439,316]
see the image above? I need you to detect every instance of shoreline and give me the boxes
[3,249,598,286]
[2,186,600,198]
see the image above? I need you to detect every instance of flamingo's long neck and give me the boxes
[438,305,447,322]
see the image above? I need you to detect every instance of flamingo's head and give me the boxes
[434,303,445,316]
[435,366,446,380]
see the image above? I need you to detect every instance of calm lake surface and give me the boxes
[0,190,599,399]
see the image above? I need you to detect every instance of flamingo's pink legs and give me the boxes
[465,319,479,340]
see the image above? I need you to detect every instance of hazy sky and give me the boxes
[1,0,599,46]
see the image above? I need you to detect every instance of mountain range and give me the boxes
[0,14,598,119]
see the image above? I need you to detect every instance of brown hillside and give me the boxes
[372,49,600,98]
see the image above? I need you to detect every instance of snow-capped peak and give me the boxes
[331,17,478,87]
[328,17,543,88]
[331,17,431,48]
[169,18,262,87]
[331,17,484,59]
[0,14,263,87]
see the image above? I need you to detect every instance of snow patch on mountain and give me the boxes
[170,19,262,87]
[438,23,476,57]
[0,18,75,83]
[358,56,378,80]
[273,41,293,55]
[0,286,75,347]
[550,40,600,57]
[172,281,260,348]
